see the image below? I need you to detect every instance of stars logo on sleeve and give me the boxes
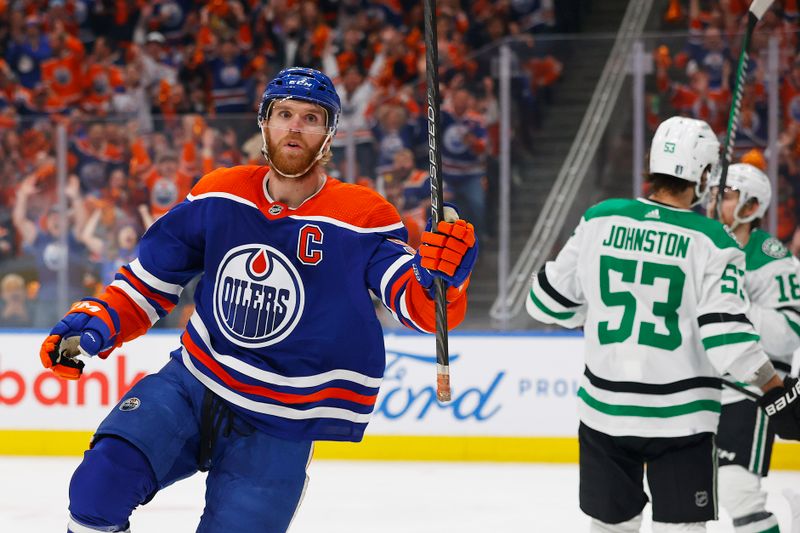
[762,237,789,259]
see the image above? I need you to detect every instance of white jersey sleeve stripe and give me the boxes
[380,254,414,305]
[181,349,373,423]
[289,215,405,234]
[129,259,183,296]
[399,288,430,333]
[110,279,160,325]
[187,191,259,209]
[188,313,383,388]
[698,321,758,339]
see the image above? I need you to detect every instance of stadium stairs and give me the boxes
[463,0,632,329]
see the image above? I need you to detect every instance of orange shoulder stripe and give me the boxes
[294,178,403,230]
[189,165,269,207]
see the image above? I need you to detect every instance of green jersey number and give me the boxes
[776,273,800,303]
[599,255,685,350]
[721,264,745,299]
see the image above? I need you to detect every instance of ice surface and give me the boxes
[1,457,797,532]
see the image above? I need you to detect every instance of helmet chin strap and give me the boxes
[690,181,707,208]
[731,198,758,231]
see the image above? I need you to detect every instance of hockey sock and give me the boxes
[784,489,800,533]
[68,437,157,532]
[652,522,706,532]
[589,514,642,533]
[731,511,779,533]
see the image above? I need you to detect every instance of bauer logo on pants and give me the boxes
[213,244,305,348]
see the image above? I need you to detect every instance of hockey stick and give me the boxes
[714,0,773,219]
[721,378,760,400]
[423,0,451,402]
[713,0,773,401]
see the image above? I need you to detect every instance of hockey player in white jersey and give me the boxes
[706,162,800,533]
[525,116,800,532]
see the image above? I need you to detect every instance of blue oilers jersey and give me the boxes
[208,55,250,113]
[101,165,464,442]
[440,110,487,181]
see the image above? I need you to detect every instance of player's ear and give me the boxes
[741,198,759,218]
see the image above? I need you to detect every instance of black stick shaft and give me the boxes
[715,0,774,404]
[722,378,761,400]
[714,13,757,219]
[423,0,451,402]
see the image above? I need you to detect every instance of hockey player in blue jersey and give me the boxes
[39,67,478,533]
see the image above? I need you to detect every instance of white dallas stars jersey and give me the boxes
[723,229,800,404]
[526,198,769,438]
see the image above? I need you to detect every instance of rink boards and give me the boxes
[1,331,798,469]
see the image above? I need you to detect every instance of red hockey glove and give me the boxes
[418,219,477,280]
[39,298,121,380]
[413,206,478,299]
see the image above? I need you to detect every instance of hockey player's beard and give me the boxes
[266,132,325,178]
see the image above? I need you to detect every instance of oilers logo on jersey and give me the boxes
[213,244,305,348]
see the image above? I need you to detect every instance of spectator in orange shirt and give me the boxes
[40,26,84,106]
[300,1,332,62]
[16,84,69,116]
[657,59,730,133]
[331,24,371,75]
[199,0,251,51]
[83,37,125,114]
[144,151,193,219]
[372,26,418,90]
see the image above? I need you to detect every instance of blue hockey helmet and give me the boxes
[257,67,341,134]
